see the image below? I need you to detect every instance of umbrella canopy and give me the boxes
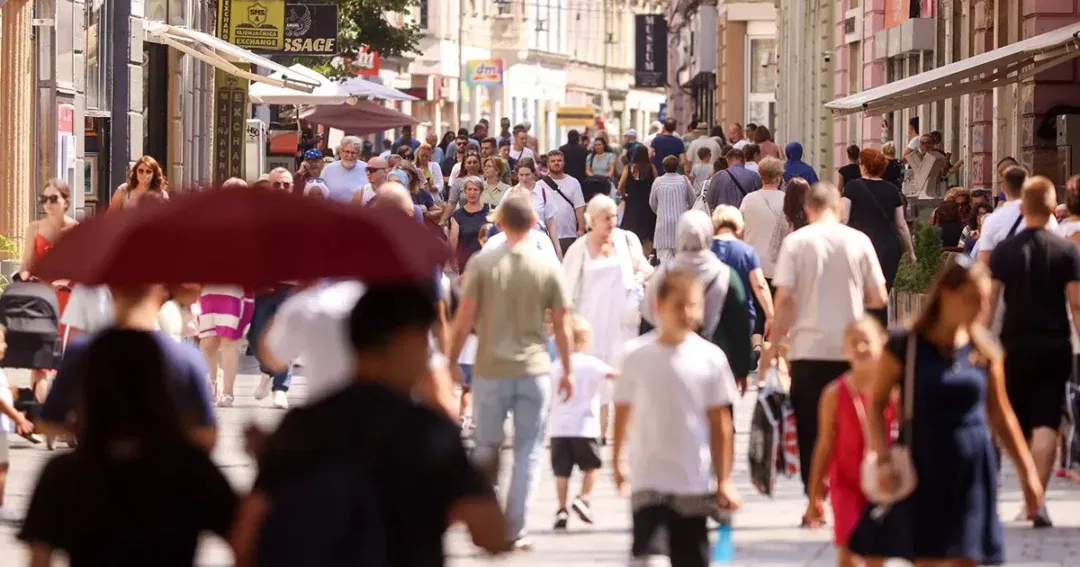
[249,64,354,106]
[299,101,418,135]
[31,188,450,287]
[339,77,419,101]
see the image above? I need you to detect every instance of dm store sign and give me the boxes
[466,59,503,87]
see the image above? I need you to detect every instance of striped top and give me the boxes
[648,173,695,250]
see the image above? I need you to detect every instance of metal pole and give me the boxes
[108,0,131,194]
[457,0,464,128]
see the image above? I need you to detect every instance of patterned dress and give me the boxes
[648,173,695,253]
[198,285,254,341]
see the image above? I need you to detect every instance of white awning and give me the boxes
[825,22,1080,116]
[143,21,319,93]
[339,77,420,101]
[249,64,356,105]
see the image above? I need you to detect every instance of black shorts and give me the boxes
[1004,344,1072,440]
[550,437,601,477]
[631,497,710,567]
[751,278,775,337]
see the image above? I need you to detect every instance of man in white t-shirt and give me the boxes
[508,129,535,164]
[540,150,586,253]
[351,156,389,205]
[977,165,1057,264]
[763,181,887,504]
[738,156,786,282]
[612,269,739,565]
[321,136,369,202]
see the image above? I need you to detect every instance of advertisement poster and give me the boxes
[634,14,667,89]
[466,59,504,87]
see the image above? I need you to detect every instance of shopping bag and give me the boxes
[748,383,784,497]
[779,400,800,478]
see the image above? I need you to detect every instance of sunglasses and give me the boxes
[137,168,154,175]
[272,181,293,190]
[367,167,384,173]
[40,194,61,204]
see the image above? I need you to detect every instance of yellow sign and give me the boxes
[219,0,286,51]
[555,105,595,127]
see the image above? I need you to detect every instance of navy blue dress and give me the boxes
[849,331,1003,564]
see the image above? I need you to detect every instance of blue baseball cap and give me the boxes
[303,148,323,160]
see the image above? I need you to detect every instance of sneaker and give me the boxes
[218,394,234,408]
[511,536,534,551]
[0,506,21,525]
[553,509,569,530]
[571,496,594,524]
[253,375,272,401]
[272,390,289,409]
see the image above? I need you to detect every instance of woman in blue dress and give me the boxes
[849,257,1042,566]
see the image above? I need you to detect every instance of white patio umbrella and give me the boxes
[248,64,356,106]
[339,77,419,101]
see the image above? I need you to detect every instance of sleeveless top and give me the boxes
[829,377,897,488]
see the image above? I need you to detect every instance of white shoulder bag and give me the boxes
[692,178,711,214]
[853,333,918,511]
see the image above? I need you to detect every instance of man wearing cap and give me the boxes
[293,148,324,196]
[616,129,641,179]
[352,156,389,205]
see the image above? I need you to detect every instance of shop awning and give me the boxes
[249,64,355,105]
[143,21,319,93]
[825,21,1080,117]
[339,77,420,101]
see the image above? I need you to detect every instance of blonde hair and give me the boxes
[569,314,593,351]
[585,194,617,230]
[757,156,783,185]
[1022,175,1057,218]
[943,186,970,202]
[881,141,897,159]
[711,204,744,234]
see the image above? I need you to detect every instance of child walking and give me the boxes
[804,316,896,567]
[550,315,615,529]
[613,269,741,567]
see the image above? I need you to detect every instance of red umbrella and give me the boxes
[299,101,419,135]
[31,187,450,287]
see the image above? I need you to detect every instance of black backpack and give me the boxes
[256,450,391,567]
[0,281,62,370]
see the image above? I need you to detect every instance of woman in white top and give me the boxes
[416,142,445,196]
[502,160,562,257]
[738,156,788,284]
[562,195,653,441]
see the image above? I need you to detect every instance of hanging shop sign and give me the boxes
[466,59,504,87]
[213,70,248,181]
[634,14,667,89]
[350,45,381,76]
[219,0,286,50]
[263,3,339,55]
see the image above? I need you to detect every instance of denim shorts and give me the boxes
[459,363,474,388]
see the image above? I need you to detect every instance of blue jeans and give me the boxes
[248,290,292,392]
[471,375,551,540]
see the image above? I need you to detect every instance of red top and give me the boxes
[829,377,897,488]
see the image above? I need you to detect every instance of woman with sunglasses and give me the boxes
[109,155,168,211]
[18,179,79,402]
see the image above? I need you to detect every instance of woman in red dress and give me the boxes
[18,179,79,401]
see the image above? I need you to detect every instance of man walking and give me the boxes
[706,148,762,210]
[989,176,1080,528]
[539,150,586,253]
[449,196,575,550]
[321,136,368,202]
[559,130,589,184]
[649,119,686,174]
[762,182,887,516]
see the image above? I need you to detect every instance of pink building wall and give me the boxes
[832,0,888,171]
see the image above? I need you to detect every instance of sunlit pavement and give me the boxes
[1,360,1079,566]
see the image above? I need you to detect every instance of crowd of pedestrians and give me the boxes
[1,115,1078,567]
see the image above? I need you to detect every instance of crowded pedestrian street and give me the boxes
[1,364,1080,567]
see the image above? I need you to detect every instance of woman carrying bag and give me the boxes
[849,257,1042,566]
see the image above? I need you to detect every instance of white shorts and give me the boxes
[0,431,9,464]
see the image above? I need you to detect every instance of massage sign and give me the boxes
[221,0,339,55]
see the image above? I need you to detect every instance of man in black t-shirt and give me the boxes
[233,285,509,565]
[989,176,1080,528]
[837,144,861,192]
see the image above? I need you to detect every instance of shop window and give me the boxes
[749,38,777,95]
[85,0,111,110]
[418,0,429,29]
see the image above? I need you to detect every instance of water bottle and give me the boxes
[711,509,734,564]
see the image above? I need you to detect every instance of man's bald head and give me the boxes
[373,181,413,214]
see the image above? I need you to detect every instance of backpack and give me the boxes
[256,447,392,567]
[0,281,62,370]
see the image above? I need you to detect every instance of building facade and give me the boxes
[716,1,777,133]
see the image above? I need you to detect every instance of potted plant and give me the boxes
[889,221,944,326]
[0,233,19,291]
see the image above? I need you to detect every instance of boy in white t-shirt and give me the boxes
[550,315,615,530]
[613,269,740,565]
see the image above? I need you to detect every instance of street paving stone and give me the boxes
[0,360,1078,566]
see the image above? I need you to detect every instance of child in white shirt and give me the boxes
[612,269,740,565]
[550,315,615,530]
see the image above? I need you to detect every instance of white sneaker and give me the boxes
[253,376,272,401]
[218,394,234,408]
[272,390,289,409]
